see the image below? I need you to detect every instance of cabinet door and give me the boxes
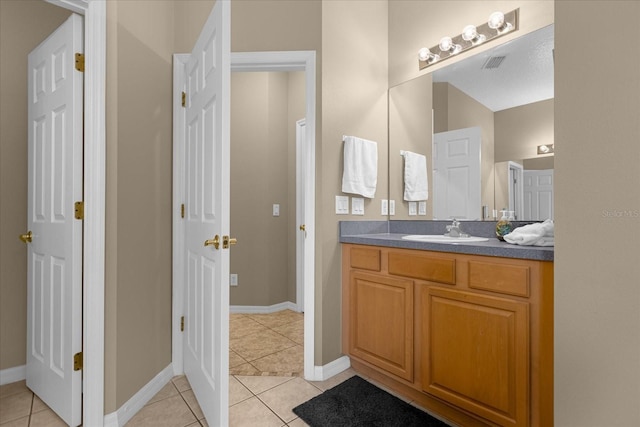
[349,271,414,381]
[422,287,529,427]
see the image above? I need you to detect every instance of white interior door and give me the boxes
[182,1,230,425]
[25,13,83,427]
[523,169,554,220]
[432,127,481,220]
[295,119,306,312]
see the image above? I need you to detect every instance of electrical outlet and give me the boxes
[273,204,280,216]
[230,274,238,286]
[381,199,389,215]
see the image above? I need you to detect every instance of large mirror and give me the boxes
[389,24,554,221]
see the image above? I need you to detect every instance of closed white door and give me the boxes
[25,14,84,427]
[182,1,231,425]
[432,127,481,220]
[523,169,554,220]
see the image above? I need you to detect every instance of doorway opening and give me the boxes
[172,51,317,381]
[228,69,306,377]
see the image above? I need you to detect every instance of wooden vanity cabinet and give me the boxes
[342,244,553,427]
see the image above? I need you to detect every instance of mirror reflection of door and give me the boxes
[432,127,481,220]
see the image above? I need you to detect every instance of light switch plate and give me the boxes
[230,274,238,286]
[389,200,396,216]
[336,196,349,214]
[408,202,417,216]
[272,204,280,216]
[418,201,427,216]
[381,199,388,215]
[352,197,365,215]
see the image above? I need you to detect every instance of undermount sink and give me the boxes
[402,234,489,243]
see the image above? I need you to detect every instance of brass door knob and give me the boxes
[204,235,220,249]
[19,231,33,244]
[222,235,237,249]
[299,224,306,231]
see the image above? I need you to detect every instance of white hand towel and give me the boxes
[402,151,428,201]
[341,136,378,198]
[504,219,554,246]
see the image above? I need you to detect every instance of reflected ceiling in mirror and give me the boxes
[432,24,554,112]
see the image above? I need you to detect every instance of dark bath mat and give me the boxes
[293,375,450,427]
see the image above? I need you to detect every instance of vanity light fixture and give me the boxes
[418,8,519,70]
[537,144,554,155]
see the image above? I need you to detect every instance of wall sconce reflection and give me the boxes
[537,144,554,155]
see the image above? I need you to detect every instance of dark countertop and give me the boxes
[339,221,554,262]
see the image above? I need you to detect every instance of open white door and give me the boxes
[295,119,307,312]
[25,13,83,427]
[432,127,482,220]
[182,1,231,425]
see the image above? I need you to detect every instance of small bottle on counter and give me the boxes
[496,210,513,241]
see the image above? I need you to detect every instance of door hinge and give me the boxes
[74,201,84,220]
[73,352,83,371]
[181,204,185,219]
[75,53,85,72]
[180,316,185,332]
[181,91,186,107]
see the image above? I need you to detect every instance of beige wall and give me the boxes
[321,0,388,363]
[389,74,433,218]
[0,0,71,371]
[105,0,176,411]
[495,98,554,163]
[555,1,640,425]
[229,72,303,307]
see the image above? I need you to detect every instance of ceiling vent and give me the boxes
[482,56,506,69]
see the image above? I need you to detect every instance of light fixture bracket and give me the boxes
[418,8,519,70]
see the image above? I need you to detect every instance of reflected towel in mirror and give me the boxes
[341,135,378,198]
[401,150,428,201]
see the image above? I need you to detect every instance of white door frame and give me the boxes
[44,1,106,426]
[508,161,524,220]
[295,118,306,313]
[172,51,317,380]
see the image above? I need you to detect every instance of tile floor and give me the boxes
[229,310,304,377]
[0,310,448,426]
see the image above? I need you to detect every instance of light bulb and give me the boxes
[488,11,513,33]
[418,47,439,63]
[461,25,486,44]
[439,37,461,54]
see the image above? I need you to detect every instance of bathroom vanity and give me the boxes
[340,222,553,427]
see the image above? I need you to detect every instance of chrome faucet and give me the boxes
[445,219,469,238]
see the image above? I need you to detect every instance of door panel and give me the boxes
[182,1,230,425]
[26,13,83,427]
[523,169,554,220]
[433,127,481,220]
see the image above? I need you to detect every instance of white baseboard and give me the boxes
[103,364,173,427]
[0,365,26,386]
[312,356,351,382]
[230,301,298,314]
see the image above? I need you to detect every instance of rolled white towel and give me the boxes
[504,219,554,246]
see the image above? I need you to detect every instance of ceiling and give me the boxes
[432,24,554,112]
